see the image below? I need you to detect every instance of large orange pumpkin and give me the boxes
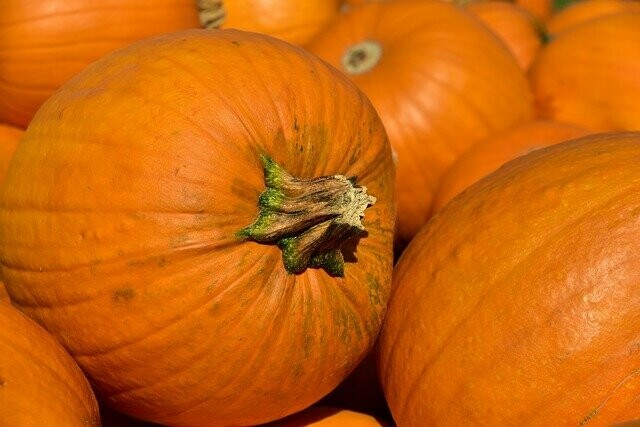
[307,0,533,245]
[432,120,589,211]
[379,132,640,425]
[516,0,553,20]
[268,406,388,426]
[466,0,545,70]
[0,0,200,128]
[197,0,341,45]
[530,13,640,131]
[0,29,395,426]
[0,302,100,425]
[546,0,640,35]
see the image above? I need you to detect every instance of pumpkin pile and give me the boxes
[1,0,640,426]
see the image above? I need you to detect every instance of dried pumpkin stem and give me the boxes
[342,40,383,75]
[239,155,376,276]
[197,0,226,28]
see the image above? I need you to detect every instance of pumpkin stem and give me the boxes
[342,40,383,75]
[239,155,376,277]
[197,0,226,28]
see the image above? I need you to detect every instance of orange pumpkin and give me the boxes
[379,132,640,425]
[0,29,395,426]
[198,0,341,45]
[466,0,545,70]
[0,302,100,425]
[516,0,553,20]
[268,406,388,426]
[433,120,589,211]
[530,13,640,131]
[546,0,640,35]
[0,0,200,128]
[307,0,533,245]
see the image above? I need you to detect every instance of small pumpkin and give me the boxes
[197,0,341,45]
[307,0,533,245]
[0,29,395,426]
[379,132,640,425]
[0,302,100,425]
[432,120,589,212]
[546,0,640,35]
[0,0,200,128]
[268,406,388,426]
[530,13,640,131]
[466,0,545,70]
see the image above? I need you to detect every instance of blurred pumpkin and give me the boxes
[380,132,640,425]
[307,0,533,246]
[0,29,395,426]
[0,0,200,128]
[432,120,589,211]
[546,0,640,35]
[268,406,388,426]
[0,302,100,425]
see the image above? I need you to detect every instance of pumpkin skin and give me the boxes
[516,0,552,20]
[432,120,589,212]
[466,0,544,70]
[379,132,640,426]
[546,0,640,35]
[0,0,200,128]
[307,0,533,245]
[530,13,640,131]
[268,406,388,426]
[0,29,395,426]
[198,0,341,45]
[0,302,100,426]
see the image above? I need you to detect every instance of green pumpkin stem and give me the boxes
[239,155,376,276]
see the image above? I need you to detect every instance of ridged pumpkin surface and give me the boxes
[0,302,100,426]
[433,120,589,211]
[379,132,640,425]
[0,0,200,128]
[0,30,395,426]
[307,0,533,245]
[546,0,640,35]
[530,13,640,131]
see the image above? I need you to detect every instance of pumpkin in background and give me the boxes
[466,0,545,70]
[0,302,100,425]
[0,29,395,426]
[267,406,388,426]
[379,132,640,425]
[516,0,553,20]
[0,0,200,128]
[546,0,640,35]
[530,13,640,131]
[197,0,341,45]
[307,0,533,246]
[432,120,589,212]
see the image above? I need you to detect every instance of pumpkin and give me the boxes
[197,0,341,45]
[432,120,589,212]
[0,0,200,128]
[268,406,388,426]
[466,0,545,70]
[0,302,100,425]
[379,132,640,425]
[516,0,553,20]
[546,0,640,35]
[307,0,533,246]
[0,29,395,426]
[530,13,640,131]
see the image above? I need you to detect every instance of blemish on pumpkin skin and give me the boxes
[157,257,167,267]
[113,287,135,302]
[0,378,5,386]
[231,40,240,47]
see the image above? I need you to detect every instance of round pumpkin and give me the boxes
[0,302,100,425]
[530,13,640,131]
[516,0,553,20]
[307,0,533,245]
[197,0,341,45]
[379,132,640,425]
[0,0,200,128]
[0,29,395,426]
[466,0,545,70]
[432,120,589,212]
[546,0,640,35]
[269,406,388,426]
